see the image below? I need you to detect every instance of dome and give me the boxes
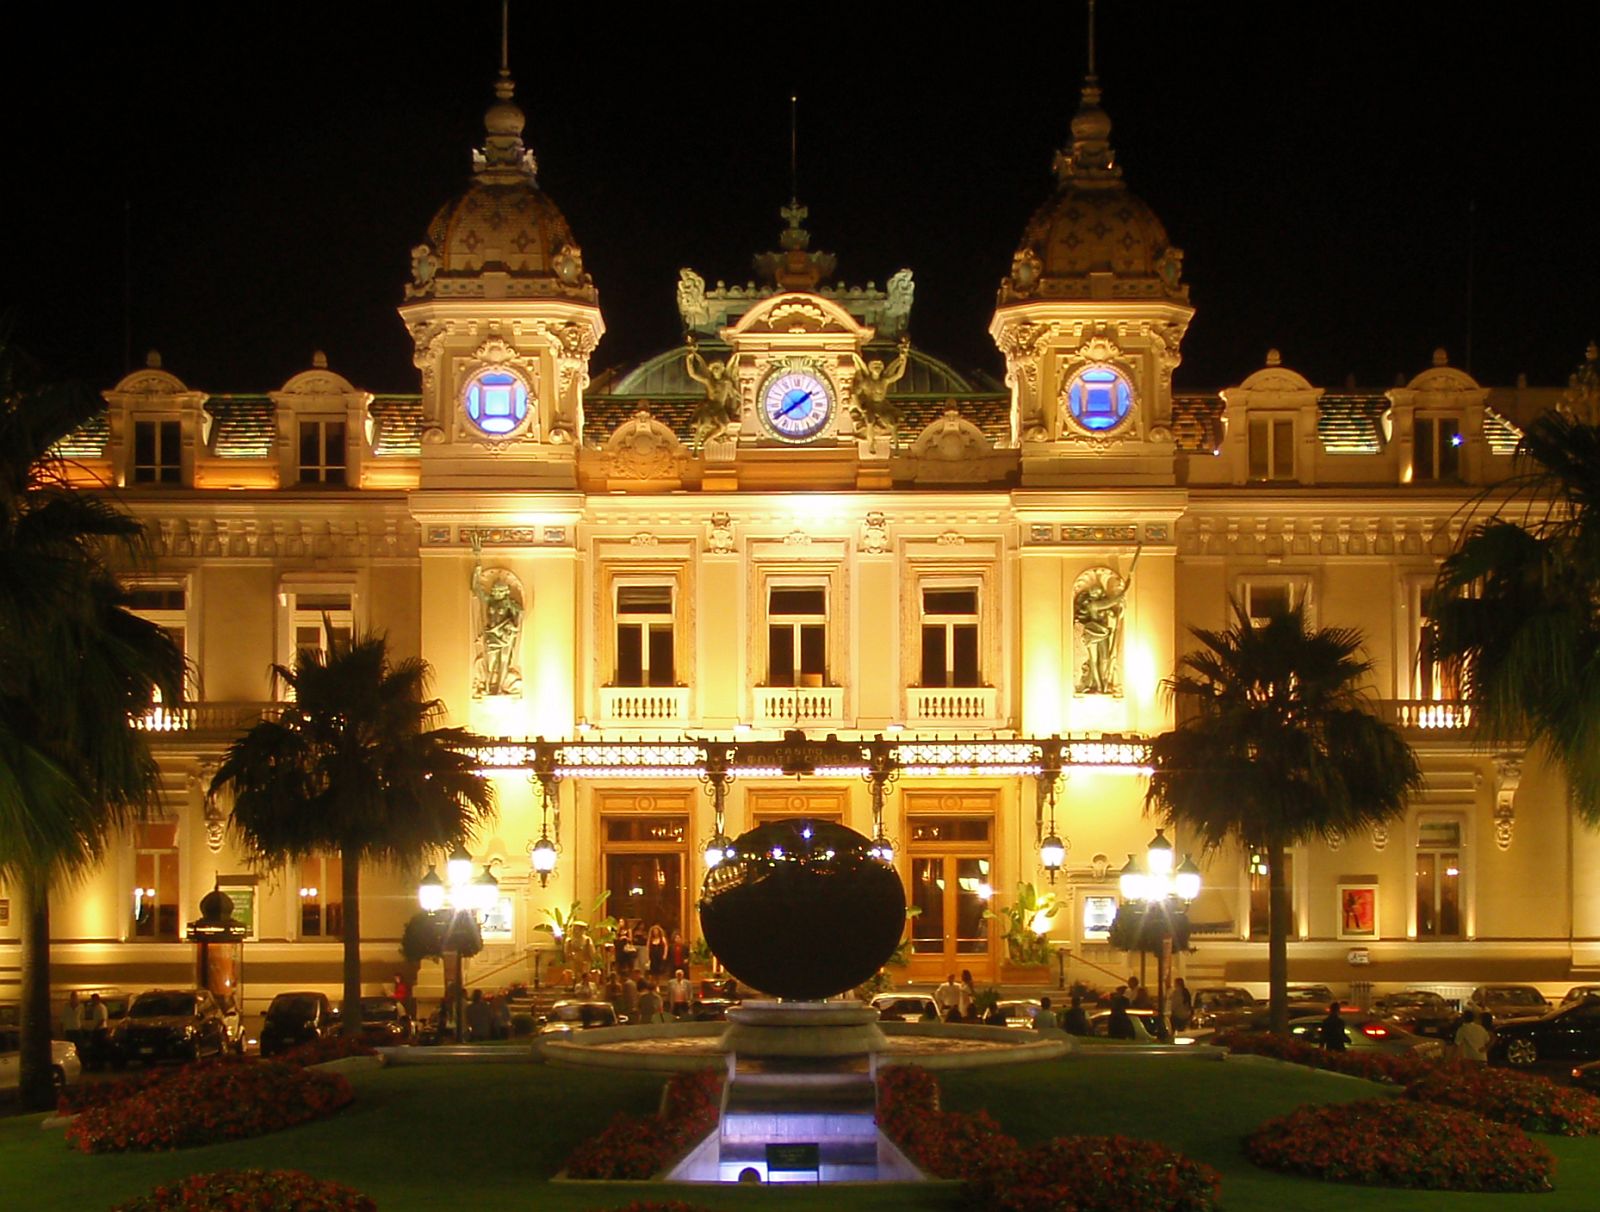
[404,71,596,305]
[1000,80,1186,306]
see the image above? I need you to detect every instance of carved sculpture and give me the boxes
[599,409,688,481]
[1073,548,1140,695]
[683,336,742,445]
[409,244,439,291]
[881,269,915,337]
[676,268,711,331]
[849,336,910,439]
[469,532,524,698]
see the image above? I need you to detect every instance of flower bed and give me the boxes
[66,1057,354,1152]
[280,1034,379,1067]
[57,1067,166,1115]
[1405,1065,1600,1135]
[562,1069,722,1180]
[1215,1030,1433,1086]
[878,1065,1221,1211]
[1245,1098,1553,1192]
[110,1169,375,1211]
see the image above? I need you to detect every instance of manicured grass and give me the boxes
[3,1055,1599,1210]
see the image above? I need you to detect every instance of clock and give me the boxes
[761,369,834,442]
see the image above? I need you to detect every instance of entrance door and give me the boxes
[906,815,995,982]
[601,814,688,945]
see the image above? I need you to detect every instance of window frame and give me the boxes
[1247,414,1297,482]
[277,579,359,696]
[297,853,344,940]
[124,578,195,702]
[1412,812,1467,940]
[296,418,349,486]
[1413,413,1464,483]
[130,417,183,486]
[918,582,983,688]
[130,818,181,942]
[765,580,830,688]
[1236,574,1315,629]
[612,580,677,689]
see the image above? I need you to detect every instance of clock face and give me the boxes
[761,370,834,442]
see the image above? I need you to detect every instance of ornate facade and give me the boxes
[4,52,1594,1017]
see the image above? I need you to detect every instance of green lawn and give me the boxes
[2,1056,1597,1211]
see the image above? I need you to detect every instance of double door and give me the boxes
[906,813,995,983]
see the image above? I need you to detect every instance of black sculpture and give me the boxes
[698,819,906,1001]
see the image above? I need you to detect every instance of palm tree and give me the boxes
[1430,364,1600,823]
[210,630,495,1035]
[1145,600,1422,1034]
[0,324,185,1109]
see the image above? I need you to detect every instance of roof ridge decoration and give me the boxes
[474,0,536,185]
[1054,0,1121,189]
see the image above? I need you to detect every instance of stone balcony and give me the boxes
[902,686,1002,728]
[133,701,279,740]
[1379,699,1474,732]
[752,686,846,728]
[597,686,692,727]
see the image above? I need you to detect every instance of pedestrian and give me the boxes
[1034,995,1056,1031]
[1062,992,1091,1035]
[393,971,414,1018]
[934,973,961,1018]
[959,968,976,1019]
[617,925,639,976]
[1319,1001,1347,1051]
[1128,976,1153,1010]
[1169,977,1193,1031]
[493,993,512,1039]
[669,929,691,972]
[60,991,80,1043]
[465,989,494,1041]
[1455,1008,1492,1062]
[606,972,625,1018]
[1107,991,1137,1040]
[646,924,669,978]
[668,968,692,1018]
[638,981,666,1024]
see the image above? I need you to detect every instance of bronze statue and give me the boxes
[684,336,742,445]
[1075,547,1141,695]
[849,335,911,439]
[469,532,524,697]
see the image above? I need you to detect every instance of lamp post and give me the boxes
[417,851,497,1043]
[1117,829,1202,1036]
[1036,737,1068,883]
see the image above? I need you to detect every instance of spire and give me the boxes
[1053,0,1121,188]
[477,0,536,182]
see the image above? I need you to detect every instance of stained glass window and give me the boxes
[463,369,530,436]
[1066,366,1133,433]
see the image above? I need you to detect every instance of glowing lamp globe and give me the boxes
[699,819,906,1001]
[418,865,446,913]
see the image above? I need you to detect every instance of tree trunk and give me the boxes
[18,868,57,1110]
[341,855,363,1037]
[1268,837,1290,1035]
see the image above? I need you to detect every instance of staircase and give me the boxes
[717,1068,881,1182]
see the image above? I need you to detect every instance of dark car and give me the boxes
[1570,1057,1600,1093]
[1189,987,1261,1031]
[259,991,338,1057]
[354,997,416,1046]
[1469,984,1552,1023]
[1287,1012,1444,1057]
[112,989,228,1064]
[1371,989,1458,1039]
[1493,997,1600,1067]
[1562,985,1600,1007]
[538,1000,618,1035]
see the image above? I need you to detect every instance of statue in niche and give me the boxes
[469,533,525,698]
[1074,548,1141,696]
[683,336,742,445]
[849,335,911,439]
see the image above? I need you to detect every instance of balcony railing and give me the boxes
[598,686,691,726]
[134,701,281,736]
[904,686,1001,726]
[1380,699,1474,731]
[752,686,846,728]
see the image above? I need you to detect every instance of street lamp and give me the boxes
[417,850,495,1043]
[1116,830,1202,1036]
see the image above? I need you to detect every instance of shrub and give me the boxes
[57,1067,165,1115]
[280,1034,378,1067]
[110,1169,375,1211]
[1216,1030,1433,1085]
[877,1065,1221,1211]
[66,1057,354,1152]
[563,1069,722,1180]
[1245,1098,1553,1192]
[1406,1065,1600,1135]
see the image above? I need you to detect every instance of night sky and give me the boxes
[6,3,1598,397]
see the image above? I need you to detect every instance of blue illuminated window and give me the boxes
[1067,366,1133,433]
[463,369,530,436]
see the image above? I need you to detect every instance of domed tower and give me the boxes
[988,33,1192,485]
[398,40,603,488]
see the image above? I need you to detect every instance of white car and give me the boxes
[870,993,941,1022]
[0,1027,82,1092]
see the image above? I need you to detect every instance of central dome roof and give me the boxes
[999,79,1186,306]
[405,68,596,305]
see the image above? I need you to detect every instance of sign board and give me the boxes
[1347,948,1371,966]
[766,1142,820,1177]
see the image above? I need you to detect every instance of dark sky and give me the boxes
[6,3,1598,396]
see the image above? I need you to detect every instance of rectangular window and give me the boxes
[1414,416,1462,482]
[1240,578,1312,628]
[1247,849,1294,938]
[767,585,827,687]
[1415,817,1463,938]
[298,854,343,938]
[127,583,190,701]
[132,419,182,485]
[1413,588,1461,701]
[1248,417,1296,481]
[920,587,980,687]
[614,584,675,688]
[132,821,180,940]
[297,420,347,486]
[290,592,353,660]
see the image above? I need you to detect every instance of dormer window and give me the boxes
[298,420,347,485]
[132,419,181,485]
[1248,416,1295,481]
[1414,416,1462,482]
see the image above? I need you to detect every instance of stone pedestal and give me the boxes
[720,1000,887,1059]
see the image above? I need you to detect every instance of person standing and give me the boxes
[393,972,414,1019]
[637,981,665,1024]
[465,989,494,1041]
[59,991,80,1042]
[1169,978,1193,1032]
[646,924,669,979]
[1128,976,1153,1010]
[79,993,110,1069]
[668,968,692,1019]
[1319,1001,1348,1051]
[1062,992,1091,1035]
[1107,990,1137,1040]
[621,972,640,1020]
[958,969,976,1020]
[934,973,961,1020]
[668,929,691,973]
[617,926,639,976]
[1455,1009,1492,1062]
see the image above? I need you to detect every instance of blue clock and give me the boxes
[761,369,834,442]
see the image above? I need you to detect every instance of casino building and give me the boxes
[3,47,1593,1015]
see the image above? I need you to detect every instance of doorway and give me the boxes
[906,815,995,982]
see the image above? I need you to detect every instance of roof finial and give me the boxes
[1053,0,1121,187]
[1086,0,1098,84]
[789,94,799,207]
[500,0,510,79]
[477,0,534,180]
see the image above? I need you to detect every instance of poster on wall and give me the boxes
[1336,883,1378,940]
[481,895,515,941]
[1082,895,1118,942]
[217,880,257,940]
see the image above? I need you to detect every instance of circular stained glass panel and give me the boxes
[463,369,530,436]
[1066,366,1134,433]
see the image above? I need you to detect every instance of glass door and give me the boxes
[907,816,994,982]
[601,815,688,955]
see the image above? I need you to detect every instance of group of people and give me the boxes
[609,922,690,981]
[570,920,727,1024]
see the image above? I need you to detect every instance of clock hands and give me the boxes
[778,389,814,419]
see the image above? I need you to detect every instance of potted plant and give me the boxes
[534,893,616,983]
[985,882,1059,983]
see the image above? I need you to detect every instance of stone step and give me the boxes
[721,1111,878,1143]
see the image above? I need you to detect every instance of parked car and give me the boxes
[1493,998,1600,1067]
[1562,985,1600,1007]
[1189,987,1261,1031]
[1088,1008,1160,1042]
[111,989,229,1064]
[1286,984,1339,1008]
[259,991,338,1058]
[686,997,737,1022]
[1469,985,1552,1023]
[1286,1012,1444,1057]
[354,997,416,1046]
[1370,990,1458,1039]
[1570,1057,1600,1093]
[0,1027,81,1092]
[990,999,1044,1029]
[538,1000,619,1035]
[870,993,941,1022]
